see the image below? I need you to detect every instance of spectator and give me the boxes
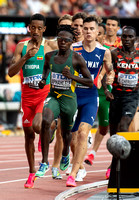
[51,0,71,17]
[82,0,97,15]
[122,0,137,17]
[114,0,127,17]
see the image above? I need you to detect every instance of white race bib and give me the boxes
[51,72,71,90]
[118,72,138,88]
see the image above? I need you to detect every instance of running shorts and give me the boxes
[72,95,99,132]
[44,92,77,130]
[109,90,138,125]
[22,84,50,127]
[98,94,110,127]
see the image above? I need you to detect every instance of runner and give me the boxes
[66,16,115,187]
[50,14,73,180]
[8,13,52,189]
[84,23,114,168]
[108,26,139,181]
[84,16,122,180]
[35,25,93,180]
[110,26,139,136]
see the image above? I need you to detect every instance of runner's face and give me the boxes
[57,31,73,51]
[96,26,105,44]
[83,21,98,42]
[121,29,136,48]
[29,20,46,41]
[72,18,83,40]
[106,19,119,37]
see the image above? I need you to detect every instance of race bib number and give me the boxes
[118,72,138,88]
[51,72,71,90]
[23,74,42,89]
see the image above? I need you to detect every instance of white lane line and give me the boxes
[0,146,54,152]
[0,169,107,184]
[0,160,111,171]
[0,155,111,163]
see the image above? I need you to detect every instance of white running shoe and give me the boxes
[75,168,87,182]
[66,164,72,175]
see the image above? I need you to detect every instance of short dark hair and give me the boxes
[122,26,136,36]
[30,13,46,26]
[83,16,99,25]
[98,23,106,34]
[106,16,120,26]
[72,12,87,22]
[57,25,77,40]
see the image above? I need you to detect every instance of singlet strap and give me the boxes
[23,38,45,46]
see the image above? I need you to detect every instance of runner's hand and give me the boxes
[104,90,114,101]
[39,80,46,89]
[62,66,72,79]
[26,46,39,59]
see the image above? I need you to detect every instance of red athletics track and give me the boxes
[0,133,112,200]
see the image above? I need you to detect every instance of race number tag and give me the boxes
[51,72,71,90]
[23,74,42,89]
[118,72,138,88]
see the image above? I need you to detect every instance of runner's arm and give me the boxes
[62,52,93,88]
[103,48,115,85]
[8,43,39,77]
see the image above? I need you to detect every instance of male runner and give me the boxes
[35,25,93,179]
[66,16,115,187]
[84,24,113,168]
[104,15,121,48]
[84,16,122,180]
[110,26,139,136]
[51,12,89,180]
[8,14,52,189]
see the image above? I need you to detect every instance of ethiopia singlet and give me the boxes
[49,50,78,97]
[72,41,106,97]
[22,38,50,89]
[113,46,139,92]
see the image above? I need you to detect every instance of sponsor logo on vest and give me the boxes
[95,54,101,60]
[24,119,30,124]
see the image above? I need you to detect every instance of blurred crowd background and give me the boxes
[0,0,139,18]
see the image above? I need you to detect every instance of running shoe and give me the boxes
[66,164,73,175]
[66,175,76,187]
[38,134,41,152]
[24,173,37,189]
[84,153,94,165]
[35,162,49,177]
[105,168,111,179]
[75,168,87,182]
[49,119,58,144]
[52,167,62,179]
[60,154,70,171]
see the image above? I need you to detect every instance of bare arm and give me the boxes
[62,52,93,88]
[103,48,115,85]
[8,42,39,77]
[39,52,52,89]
